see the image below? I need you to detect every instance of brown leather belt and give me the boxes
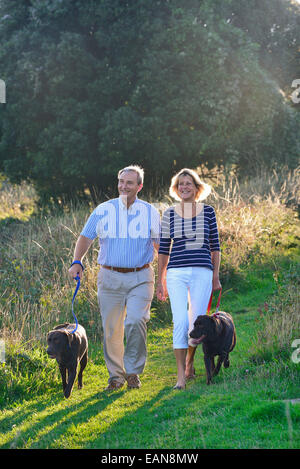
[101,263,150,273]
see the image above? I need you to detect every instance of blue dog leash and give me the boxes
[70,261,84,334]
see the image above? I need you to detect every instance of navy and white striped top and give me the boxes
[158,204,220,270]
[81,197,160,268]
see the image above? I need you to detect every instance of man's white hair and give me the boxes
[118,165,144,185]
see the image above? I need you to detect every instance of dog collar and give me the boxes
[212,312,220,318]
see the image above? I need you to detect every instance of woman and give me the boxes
[156,168,221,389]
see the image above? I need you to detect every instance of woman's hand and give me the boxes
[212,274,222,292]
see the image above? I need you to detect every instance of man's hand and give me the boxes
[68,235,94,281]
[68,263,84,281]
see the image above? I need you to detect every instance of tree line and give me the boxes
[0,0,299,205]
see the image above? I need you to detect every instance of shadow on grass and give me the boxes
[0,388,125,449]
[84,382,215,449]
[0,380,209,449]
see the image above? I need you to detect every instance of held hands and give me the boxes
[156,281,168,301]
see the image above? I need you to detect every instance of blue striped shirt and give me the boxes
[158,204,220,270]
[81,197,160,268]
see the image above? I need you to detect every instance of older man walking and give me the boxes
[68,166,160,391]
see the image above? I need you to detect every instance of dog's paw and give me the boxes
[224,359,230,368]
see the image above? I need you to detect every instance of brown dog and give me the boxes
[189,312,236,385]
[47,323,88,398]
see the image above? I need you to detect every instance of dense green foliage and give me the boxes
[0,0,299,204]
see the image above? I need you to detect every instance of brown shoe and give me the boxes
[104,380,124,391]
[126,374,141,389]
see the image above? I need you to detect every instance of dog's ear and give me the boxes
[55,329,74,347]
[65,329,83,347]
[47,331,54,340]
[53,323,70,331]
[64,330,74,347]
[194,315,203,327]
[203,316,216,336]
[211,316,223,335]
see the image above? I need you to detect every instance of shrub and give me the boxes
[249,264,300,363]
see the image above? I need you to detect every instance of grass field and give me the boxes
[0,170,299,450]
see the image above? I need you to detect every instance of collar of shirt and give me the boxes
[119,195,139,214]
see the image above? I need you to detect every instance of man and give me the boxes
[68,166,160,391]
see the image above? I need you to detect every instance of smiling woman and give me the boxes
[169,168,211,203]
[157,167,221,390]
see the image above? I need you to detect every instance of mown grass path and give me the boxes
[0,277,299,450]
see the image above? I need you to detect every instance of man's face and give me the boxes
[118,170,142,203]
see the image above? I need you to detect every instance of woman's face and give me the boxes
[176,174,198,202]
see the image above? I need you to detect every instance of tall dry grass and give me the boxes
[250,264,300,362]
[0,179,37,222]
[0,202,101,343]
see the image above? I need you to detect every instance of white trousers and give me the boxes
[166,267,213,349]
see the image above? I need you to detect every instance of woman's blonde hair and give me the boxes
[169,168,211,202]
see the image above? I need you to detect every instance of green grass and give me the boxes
[0,262,299,449]
[1,347,299,449]
[0,175,299,449]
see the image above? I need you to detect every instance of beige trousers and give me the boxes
[97,266,155,384]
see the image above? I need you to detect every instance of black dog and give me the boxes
[189,312,236,385]
[47,323,88,398]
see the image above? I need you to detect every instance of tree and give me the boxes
[0,0,299,204]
